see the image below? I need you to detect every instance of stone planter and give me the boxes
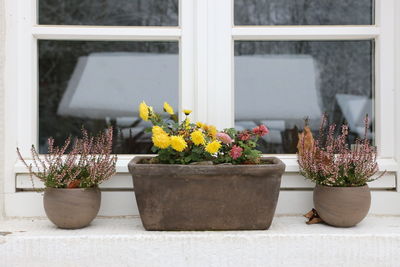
[43,187,101,229]
[313,184,371,227]
[128,156,285,231]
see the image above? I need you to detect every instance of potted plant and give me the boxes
[17,128,117,229]
[128,101,286,231]
[297,115,382,227]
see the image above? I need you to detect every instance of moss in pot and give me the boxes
[17,128,117,229]
[297,115,383,227]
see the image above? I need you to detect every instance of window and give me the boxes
[235,40,374,153]
[230,0,394,161]
[38,40,179,154]
[5,0,399,216]
[233,1,377,154]
[234,0,374,25]
[38,0,179,26]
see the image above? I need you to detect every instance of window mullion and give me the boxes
[17,0,37,155]
[232,26,380,40]
[375,0,395,159]
[32,26,181,41]
[204,0,234,129]
[190,0,208,123]
[180,0,195,120]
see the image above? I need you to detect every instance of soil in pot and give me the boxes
[128,156,286,231]
[313,184,371,227]
[43,187,101,229]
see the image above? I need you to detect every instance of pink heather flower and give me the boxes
[297,114,380,187]
[216,132,233,144]
[238,131,251,141]
[230,145,243,160]
[252,125,269,137]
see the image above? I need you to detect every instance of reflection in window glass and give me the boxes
[39,40,179,154]
[234,0,373,25]
[39,0,178,26]
[234,41,374,154]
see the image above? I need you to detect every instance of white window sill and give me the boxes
[13,154,399,173]
[1,216,400,266]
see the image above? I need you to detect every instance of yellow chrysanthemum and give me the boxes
[207,125,217,139]
[205,141,221,154]
[190,130,206,146]
[183,109,192,116]
[152,126,167,135]
[139,101,150,121]
[170,136,188,152]
[185,118,191,129]
[152,133,170,149]
[163,102,174,115]
[196,122,204,128]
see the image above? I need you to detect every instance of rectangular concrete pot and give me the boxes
[128,156,285,231]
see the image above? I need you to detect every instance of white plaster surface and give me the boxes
[0,215,400,267]
[0,0,5,219]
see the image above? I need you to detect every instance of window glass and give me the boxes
[39,40,179,154]
[234,0,374,25]
[235,40,374,153]
[38,0,178,26]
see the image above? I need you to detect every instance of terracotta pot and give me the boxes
[313,184,371,227]
[43,187,101,229]
[128,156,285,231]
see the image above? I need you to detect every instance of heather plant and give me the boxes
[297,115,381,187]
[139,101,269,164]
[17,127,117,189]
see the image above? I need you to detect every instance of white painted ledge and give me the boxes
[1,216,400,267]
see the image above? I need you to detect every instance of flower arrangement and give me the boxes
[297,115,381,187]
[139,101,269,164]
[17,127,117,188]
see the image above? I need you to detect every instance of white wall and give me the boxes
[396,0,400,180]
[0,0,5,219]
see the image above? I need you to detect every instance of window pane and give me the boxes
[39,40,179,154]
[234,40,374,154]
[38,0,178,26]
[234,0,374,25]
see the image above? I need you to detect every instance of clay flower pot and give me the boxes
[128,156,285,231]
[313,184,371,227]
[43,187,101,229]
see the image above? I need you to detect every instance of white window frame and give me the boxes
[4,0,400,216]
